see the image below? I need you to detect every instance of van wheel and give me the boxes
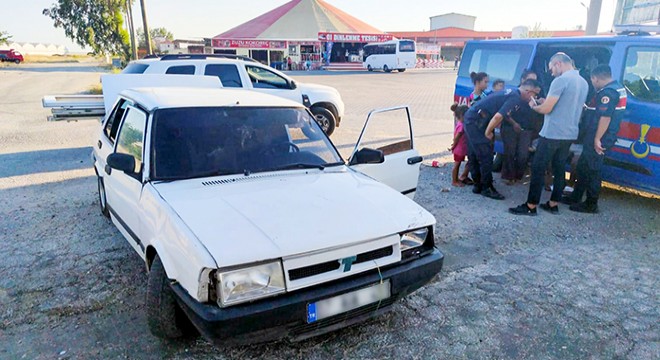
[311,106,336,136]
[14,59,20,64]
[367,65,373,72]
[97,176,110,218]
[398,69,406,73]
[383,65,391,73]
[146,255,192,339]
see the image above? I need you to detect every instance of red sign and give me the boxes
[317,32,393,43]
[212,39,286,49]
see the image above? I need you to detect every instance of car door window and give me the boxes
[204,64,243,87]
[165,65,195,75]
[353,107,413,157]
[623,46,660,103]
[245,65,289,89]
[115,107,147,176]
[104,99,130,143]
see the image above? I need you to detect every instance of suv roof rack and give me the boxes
[159,54,257,62]
[614,24,660,36]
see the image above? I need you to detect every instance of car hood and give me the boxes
[153,168,434,267]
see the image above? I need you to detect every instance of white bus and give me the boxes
[363,39,416,73]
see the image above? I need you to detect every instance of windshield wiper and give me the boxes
[323,161,345,167]
[272,163,326,171]
[154,168,237,183]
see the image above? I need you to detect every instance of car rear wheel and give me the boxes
[383,65,391,73]
[367,65,373,72]
[311,106,336,136]
[398,69,406,73]
[97,177,110,218]
[14,59,20,64]
[146,254,193,339]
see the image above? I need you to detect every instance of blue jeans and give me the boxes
[526,137,573,205]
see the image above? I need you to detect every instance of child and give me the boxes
[492,79,505,92]
[468,72,490,105]
[449,104,472,187]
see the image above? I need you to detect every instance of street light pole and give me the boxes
[139,0,152,55]
[585,0,603,35]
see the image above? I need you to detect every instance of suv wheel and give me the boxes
[146,255,192,339]
[97,177,110,218]
[311,106,336,136]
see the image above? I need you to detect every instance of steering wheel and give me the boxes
[260,141,300,156]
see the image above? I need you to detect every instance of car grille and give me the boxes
[288,246,393,281]
[289,296,397,336]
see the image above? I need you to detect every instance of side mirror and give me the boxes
[350,148,385,165]
[290,80,297,90]
[106,153,136,174]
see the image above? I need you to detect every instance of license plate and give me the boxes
[307,280,391,323]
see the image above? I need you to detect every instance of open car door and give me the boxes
[349,106,422,198]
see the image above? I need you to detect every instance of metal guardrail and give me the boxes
[42,95,105,121]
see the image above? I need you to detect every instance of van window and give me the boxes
[204,64,243,87]
[459,45,533,84]
[623,46,660,103]
[165,65,195,75]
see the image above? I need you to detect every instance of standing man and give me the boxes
[565,64,626,213]
[464,79,542,200]
[510,52,589,216]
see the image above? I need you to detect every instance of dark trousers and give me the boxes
[572,142,604,205]
[526,137,573,205]
[467,141,494,189]
[501,126,533,181]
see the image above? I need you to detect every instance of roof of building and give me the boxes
[213,0,383,40]
[387,27,587,40]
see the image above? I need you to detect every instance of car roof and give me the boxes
[120,87,304,111]
[470,34,660,46]
[130,57,246,65]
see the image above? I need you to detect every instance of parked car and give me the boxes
[121,54,345,136]
[92,86,442,345]
[0,49,24,64]
[454,25,660,195]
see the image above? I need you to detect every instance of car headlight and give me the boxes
[400,228,429,252]
[216,261,285,307]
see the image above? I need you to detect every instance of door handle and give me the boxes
[407,156,423,165]
[98,140,102,149]
[104,165,112,175]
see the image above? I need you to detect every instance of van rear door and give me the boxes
[455,41,534,105]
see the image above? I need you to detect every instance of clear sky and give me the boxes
[2,0,618,52]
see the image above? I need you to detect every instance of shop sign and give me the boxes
[317,32,393,43]
[212,39,287,49]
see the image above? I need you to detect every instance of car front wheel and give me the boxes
[311,106,336,136]
[146,255,192,339]
[97,176,110,218]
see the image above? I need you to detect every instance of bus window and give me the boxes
[399,40,415,52]
[623,46,660,103]
[459,44,533,84]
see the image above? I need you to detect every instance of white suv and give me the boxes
[122,54,345,135]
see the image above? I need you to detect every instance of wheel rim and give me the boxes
[315,114,330,132]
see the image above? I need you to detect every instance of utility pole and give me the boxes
[585,0,603,35]
[139,0,152,55]
[126,0,137,60]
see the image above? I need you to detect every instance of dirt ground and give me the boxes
[0,63,658,359]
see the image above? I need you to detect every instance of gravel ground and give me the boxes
[0,63,658,359]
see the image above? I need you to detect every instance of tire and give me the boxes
[97,177,110,218]
[146,255,191,339]
[492,153,503,173]
[383,65,391,73]
[14,59,20,64]
[367,65,373,72]
[398,69,406,73]
[311,106,336,136]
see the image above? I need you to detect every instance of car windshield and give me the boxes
[151,107,343,180]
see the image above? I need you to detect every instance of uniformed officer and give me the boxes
[464,79,541,200]
[565,64,626,213]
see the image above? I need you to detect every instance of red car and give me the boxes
[0,49,24,64]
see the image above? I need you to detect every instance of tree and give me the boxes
[0,30,12,46]
[137,27,174,49]
[43,0,130,59]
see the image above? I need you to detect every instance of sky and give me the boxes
[1,0,618,53]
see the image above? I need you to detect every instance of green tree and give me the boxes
[0,30,12,46]
[137,27,174,49]
[43,0,130,60]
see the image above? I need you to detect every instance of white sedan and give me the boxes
[92,86,443,345]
